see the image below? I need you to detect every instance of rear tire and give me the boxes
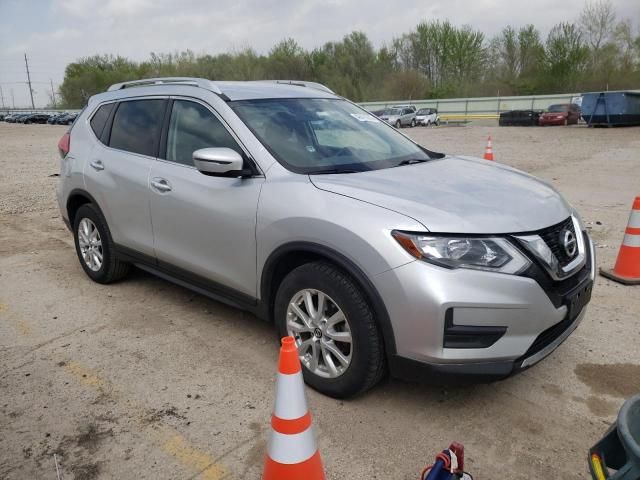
[411,119,416,127]
[73,204,130,284]
[274,261,385,398]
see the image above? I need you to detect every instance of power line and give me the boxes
[0,81,50,85]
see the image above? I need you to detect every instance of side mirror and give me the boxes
[192,148,251,178]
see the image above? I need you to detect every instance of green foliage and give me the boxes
[59,5,640,108]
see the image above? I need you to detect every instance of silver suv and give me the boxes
[56,77,595,398]
[379,106,416,128]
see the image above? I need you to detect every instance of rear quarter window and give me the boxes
[109,99,166,157]
[90,103,114,140]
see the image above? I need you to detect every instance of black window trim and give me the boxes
[86,100,118,145]
[96,96,170,160]
[158,95,262,176]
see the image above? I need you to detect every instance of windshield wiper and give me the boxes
[307,168,361,175]
[396,158,430,167]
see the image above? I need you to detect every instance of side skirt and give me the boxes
[114,244,267,319]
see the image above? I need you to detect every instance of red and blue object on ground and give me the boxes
[421,442,474,480]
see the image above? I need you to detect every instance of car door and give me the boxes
[84,98,167,257]
[148,98,264,299]
[404,108,414,126]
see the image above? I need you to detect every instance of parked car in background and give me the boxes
[539,104,581,126]
[57,77,594,399]
[15,114,32,124]
[48,113,68,124]
[370,109,386,117]
[23,113,51,124]
[379,107,416,128]
[499,110,543,127]
[415,108,439,126]
[53,113,78,125]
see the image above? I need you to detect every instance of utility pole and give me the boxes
[0,85,5,109]
[11,89,15,109]
[24,53,35,109]
[49,79,56,108]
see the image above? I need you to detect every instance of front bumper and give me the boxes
[539,116,567,125]
[374,233,595,383]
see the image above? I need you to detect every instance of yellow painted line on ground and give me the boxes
[62,361,234,479]
[64,361,106,388]
[15,320,33,336]
[0,302,34,336]
[164,434,228,480]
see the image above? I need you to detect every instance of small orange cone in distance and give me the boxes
[263,337,326,480]
[600,196,640,285]
[483,135,494,161]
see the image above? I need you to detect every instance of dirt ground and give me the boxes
[1,121,639,480]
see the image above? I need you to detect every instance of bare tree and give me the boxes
[579,0,616,51]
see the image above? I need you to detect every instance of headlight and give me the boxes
[392,231,531,274]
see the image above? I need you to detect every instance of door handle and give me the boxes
[89,160,104,171]
[151,178,172,192]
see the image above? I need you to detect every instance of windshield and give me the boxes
[417,109,430,115]
[548,104,568,112]
[231,98,435,174]
[383,108,402,116]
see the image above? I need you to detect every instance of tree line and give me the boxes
[59,0,640,108]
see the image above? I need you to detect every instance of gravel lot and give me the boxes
[1,122,639,479]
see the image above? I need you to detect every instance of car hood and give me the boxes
[309,156,571,234]
[542,112,567,116]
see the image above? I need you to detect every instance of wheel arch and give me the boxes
[66,189,102,227]
[260,241,397,358]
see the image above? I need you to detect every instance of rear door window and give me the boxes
[109,99,166,157]
[90,103,114,140]
[165,100,242,166]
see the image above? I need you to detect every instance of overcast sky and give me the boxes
[0,0,638,108]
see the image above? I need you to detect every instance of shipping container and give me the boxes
[581,91,640,127]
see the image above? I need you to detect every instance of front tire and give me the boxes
[395,120,401,129]
[73,204,130,284]
[274,262,385,398]
[411,119,416,127]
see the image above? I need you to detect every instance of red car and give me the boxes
[539,103,581,126]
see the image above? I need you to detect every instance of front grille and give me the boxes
[536,217,577,266]
[519,231,592,308]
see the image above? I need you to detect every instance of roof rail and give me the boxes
[255,80,335,94]
[107,77,223,95]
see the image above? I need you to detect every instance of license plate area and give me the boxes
[566,280,593,321]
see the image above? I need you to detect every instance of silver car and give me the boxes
[56,77,594,398]
[379,106,416,128]
[415,108,440,126]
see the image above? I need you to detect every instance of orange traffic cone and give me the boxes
[600,196,640,285]
[483,136,494,161]
[263,337,326,480]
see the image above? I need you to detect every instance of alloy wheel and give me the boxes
[78,218,103,271]
[286,289,353,378]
